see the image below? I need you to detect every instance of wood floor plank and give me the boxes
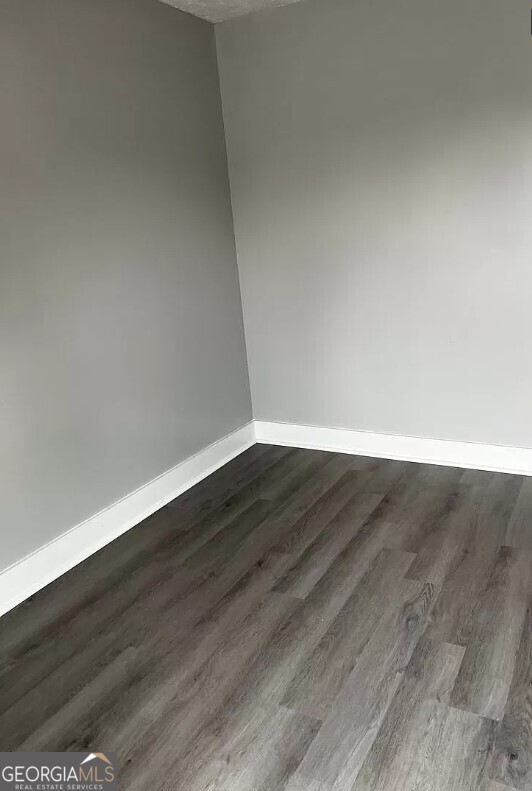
[406,484,484,585]
[422,475,523,650]
[358,699,495,791]
[109,592,299,791]
[273,489,383,599]
[281,549,416,719]
[0,501,285,746]
[361,459,417,495]
[284,578,436,791]
[0,626,140,749]
[181,498,275,578]
[0,447,290,663]
[75,475,372,763]
[165,443,291,524]
[234,505,398,705]
[165,447,325,565]
[257,448,336,501]
[460,469,497,487]
[343,454,384,472]
[1,447,531,791]
[505,478,532,550]
[167,506,403,790]
[0,557,193,714]
[492,604,532,790]
[184,705,321,791]
[354,464,455,556]
[415,463,465,488]
[47,458,356,756]
[0,506,181,660]
[385,480,457,551]
[19,646,143,751]
[145,456,354,637]
[451,546,532,720]
[484,473,523,526]
[355,638,465,790]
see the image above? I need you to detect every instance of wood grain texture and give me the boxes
[281,549,416,719]
[356,699,495,791]
[354,638,466,791]
[451,545,532,720]
[1,446,532,790]
[506,478,532,550]
[492,604,532,789]
[284,579,436,791]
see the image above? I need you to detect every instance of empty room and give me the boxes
[1,0,531,788]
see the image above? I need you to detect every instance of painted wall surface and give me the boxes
[217,0,532,448]
[0,0,251,570]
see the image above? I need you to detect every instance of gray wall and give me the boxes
[217,0,532,448]
[0,0,251,571]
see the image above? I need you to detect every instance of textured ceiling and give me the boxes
[159,0,305,24]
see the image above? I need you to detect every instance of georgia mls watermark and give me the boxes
[0,753,117,791]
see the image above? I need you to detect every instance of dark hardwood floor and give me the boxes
[1,444,532,790]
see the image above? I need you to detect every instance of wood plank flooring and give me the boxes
[2,445,532,790]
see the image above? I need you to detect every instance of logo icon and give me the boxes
[80,753,113,766]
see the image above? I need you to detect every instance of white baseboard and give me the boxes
[254,420,532,477]
[3,417,530,618]
[0,422,255,618]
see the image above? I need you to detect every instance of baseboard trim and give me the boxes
[254,420,532,477]
[4,417,530,618]
[0,422,255,618]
